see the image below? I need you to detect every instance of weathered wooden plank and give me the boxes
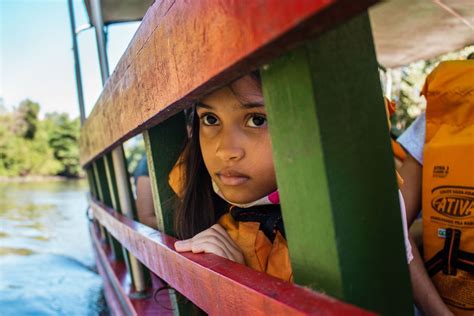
[261,12,412,315]
[80,0,380,166]
[90,199,375,316]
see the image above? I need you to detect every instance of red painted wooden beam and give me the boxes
[94,254,127,316]
[90,199,376,315]
[79,0,379,166]
[90,222,174,316]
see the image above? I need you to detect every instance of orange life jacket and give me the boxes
[421,60,474,316]
[219,210,293,281]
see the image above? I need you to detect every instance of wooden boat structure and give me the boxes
[69,0,473,315]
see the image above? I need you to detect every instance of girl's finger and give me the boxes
[199,224,239,253]
[189,226,234,251]
[202,224,244,263]
[191,238,234,259]
[175,226,244,263]
[205,232,244,264]
[209,225,244,261]
[175,235,232,260]
[174,239,192,252]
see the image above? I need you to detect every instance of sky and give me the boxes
[1,0,140,119]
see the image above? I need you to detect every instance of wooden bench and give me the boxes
[80,1,412,314]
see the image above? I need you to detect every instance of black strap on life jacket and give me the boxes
[230,204,286,243]
[425,228,474,277]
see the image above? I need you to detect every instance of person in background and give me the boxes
[398,55,474,315]
[133,157,158,229]
[399,115,454,316]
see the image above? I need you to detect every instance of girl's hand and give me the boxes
[174,224,244,264]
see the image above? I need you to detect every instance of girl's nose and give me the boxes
[217,148,245,162]
[216,145,245,161]
[215,132,245,162]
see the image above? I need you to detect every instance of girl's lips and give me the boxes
[217,170,249,186]
[218,174,249,186]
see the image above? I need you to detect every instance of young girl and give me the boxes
[173,72,292,281]
[171,72,414,285]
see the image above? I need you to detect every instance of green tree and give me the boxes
[0,112,16,175]
[45,113,81,177]
[16,99,40,139]
[0,101,81,178]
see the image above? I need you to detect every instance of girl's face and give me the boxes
[197,75,277,204]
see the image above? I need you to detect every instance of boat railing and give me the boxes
[79,0,412,314]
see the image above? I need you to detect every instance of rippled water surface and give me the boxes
[0,180,107,315]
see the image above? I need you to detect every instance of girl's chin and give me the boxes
[220,190,259,205]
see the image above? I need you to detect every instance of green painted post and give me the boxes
[104,151,154,295]
[95,158,112,205]
[104,153,120,212]
[104,153,127,262]
[86,168,98,199]
[86,167,105,245]
[92,161,105,202]
[92,161,108,242]
[143,111,193,315]
[261,12,412,315]
[143,112,187,236]
[95,157,122,261]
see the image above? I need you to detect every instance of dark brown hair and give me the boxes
[173,109,215,239]
[174,71,262,239]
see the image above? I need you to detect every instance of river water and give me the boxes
[0,180,107,315]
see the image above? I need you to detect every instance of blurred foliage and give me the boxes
[0,99,81,178]
[123,134,146,177]
[45,113,81,177]
[16,99,40,139]
[386,46,473,137]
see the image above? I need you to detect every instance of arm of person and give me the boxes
[135,176,158,229]
[408,237,453,316]
[174,224,244,264]
[400,154,453,315]
[399,154,422,226]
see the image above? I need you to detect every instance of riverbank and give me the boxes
[0,175,85,183]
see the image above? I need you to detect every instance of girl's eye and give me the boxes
[201,114,219,126]
[246,115,267,128]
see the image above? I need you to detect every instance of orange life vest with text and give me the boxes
[422,60,474,315]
